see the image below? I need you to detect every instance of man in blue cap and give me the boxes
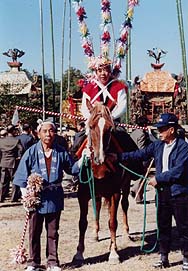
[119,113,188,270]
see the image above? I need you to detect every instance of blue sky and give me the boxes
[0,0,188,82]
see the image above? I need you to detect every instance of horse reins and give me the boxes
[119,162,159,254]
[79,153,97,219]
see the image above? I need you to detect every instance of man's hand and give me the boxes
[23,205,35,213]
[77,147,91,168]
[20,187,27,197]
[147,176,157,187]
[82,147,91,158]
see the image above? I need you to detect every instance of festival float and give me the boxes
[129,48,187,125]
[0,48,32,95]
[0,48,41,125]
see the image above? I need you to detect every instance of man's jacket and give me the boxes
[120,137,188,197]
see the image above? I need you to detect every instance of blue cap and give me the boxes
[154,113,178,128]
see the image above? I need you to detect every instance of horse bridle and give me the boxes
[87,111,113,164]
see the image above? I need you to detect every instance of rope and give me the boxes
[15,212,30,264]
[16,105,148,131]
[12,173,43,264]
[141,181,159,253]
[79,154,97,218]
[119,162,159,253]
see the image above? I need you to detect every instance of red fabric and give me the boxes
[174,82,179,98]
[82,80,127,109]
[68,96,76,115]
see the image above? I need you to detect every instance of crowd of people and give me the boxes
[0,123,36,203]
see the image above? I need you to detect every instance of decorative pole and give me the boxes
[67,0,72,98]
[127,31,131,123]
[49,0,56,122]
[176,0,188,121]
[60,0,67,133]
[125,0,131,124]
[39,0,45,120]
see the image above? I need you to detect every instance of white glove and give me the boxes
[23,206,36,213]
[82,147,91,158]
[20,187,27,197]
[77,147,91,168]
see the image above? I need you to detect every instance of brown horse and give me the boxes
[73,100,142,264]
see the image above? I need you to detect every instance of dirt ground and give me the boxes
[0,183,183,271]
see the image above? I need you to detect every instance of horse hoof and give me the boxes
[72,252,84,265]
[108,251,120,265]
[92,229,99,242]
[72,256,84,267]
[108,256,120,265]
[123,232,134,242]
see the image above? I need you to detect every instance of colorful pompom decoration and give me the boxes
[11,173,43,265]
[72,0,139,78]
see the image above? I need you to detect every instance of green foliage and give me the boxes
[42,67,83,113]
[0,67,84,126]
[62,67,84,96]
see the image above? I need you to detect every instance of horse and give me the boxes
[73,100,143,264]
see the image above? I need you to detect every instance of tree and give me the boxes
[61,67,84,97]
[0,67,84,127]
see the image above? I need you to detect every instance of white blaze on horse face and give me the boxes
[98,117,105,163]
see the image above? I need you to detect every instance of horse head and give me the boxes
[86,99,114,166]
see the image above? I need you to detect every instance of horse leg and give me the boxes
[72,192,89,263]
[121,172,132,236]
[108,192,121,264]
[93,196,102,241]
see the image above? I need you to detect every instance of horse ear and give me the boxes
[86,99,93,112]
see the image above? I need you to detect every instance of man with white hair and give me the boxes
[13,120,74,271]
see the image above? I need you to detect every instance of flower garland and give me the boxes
[72,0,94,58]
[113,0,139,76]
[100,0,112,58]
[72,0,139,77]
